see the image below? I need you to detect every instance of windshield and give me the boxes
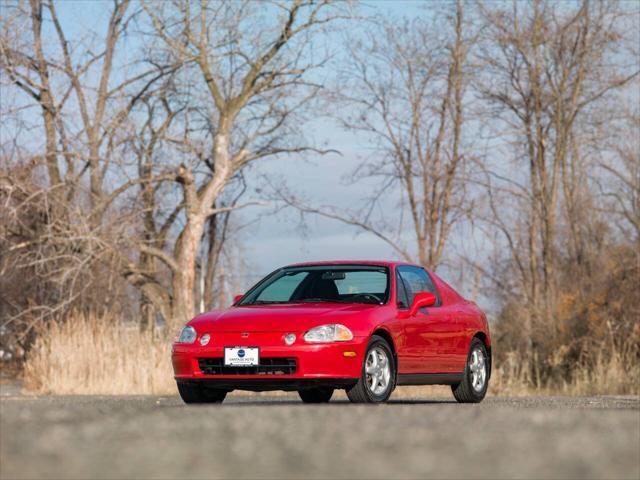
[239,265,390,305]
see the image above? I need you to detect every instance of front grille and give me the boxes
[198,357,297,375]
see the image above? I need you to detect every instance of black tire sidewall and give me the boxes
[177,382,227,403]
[298,387,334,403]
[201,386,227,402]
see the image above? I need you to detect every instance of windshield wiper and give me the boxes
[297,298,349,303]
[248,300,289,305]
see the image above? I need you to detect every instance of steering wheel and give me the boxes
[350,293,382,304]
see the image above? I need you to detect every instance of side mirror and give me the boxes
[232,294,244,304]
[408,292,437,316]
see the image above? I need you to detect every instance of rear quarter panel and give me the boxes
[430,272,491,370]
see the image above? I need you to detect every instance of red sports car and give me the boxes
[172,261,491,404]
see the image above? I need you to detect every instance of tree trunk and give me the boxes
[203,213,219,310]
[169,129,232,332]
[217,263,226,309]
[29,0,62,191]
[171,217,203,331]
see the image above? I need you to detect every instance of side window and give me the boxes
[395,271,409,309]
[397,266,440,306]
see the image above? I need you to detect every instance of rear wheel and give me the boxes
[451,338,489,403]
[346,335,395,403]
[298,387,334,403]
[177,382,227,404]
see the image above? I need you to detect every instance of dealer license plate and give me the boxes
[224,347,259,366]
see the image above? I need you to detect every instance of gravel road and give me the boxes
[1,393,638,480]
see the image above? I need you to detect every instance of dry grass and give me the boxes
[21,312,639,397]
[23,312,175,395]
[491,343,640,397]
[566,345,639,396]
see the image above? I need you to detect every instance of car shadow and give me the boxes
[387,399,457,404]
[165,398,458,407]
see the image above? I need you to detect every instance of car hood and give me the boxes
[189,303,380,333]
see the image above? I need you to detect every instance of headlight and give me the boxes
[303,324,353,343]
[177,326,197,344]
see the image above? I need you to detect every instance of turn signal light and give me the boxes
[343,351,357,358]
[334,324,353,341]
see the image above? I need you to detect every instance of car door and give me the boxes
[394,268,437,373]
[397,266,457,373]
[431,276,474,372]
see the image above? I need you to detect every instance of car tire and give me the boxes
[451,338,489,403]
[177,382,227,404]
[346,335,395,403]
[298,387,334,403]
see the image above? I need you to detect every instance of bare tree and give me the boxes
[1,0,64,200]
[136,0,345,330]
[0,0,172,333]
[1,0,344,335]
[119,87,252,329]
[475,0,638,359]
[201,179,247,311]
[279,2,473,270]
[597,108,640,244]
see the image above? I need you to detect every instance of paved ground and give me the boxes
[1,393,638,480]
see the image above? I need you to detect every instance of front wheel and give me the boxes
[177,382,227,404]
[451,338,489,403]
[346,335,395,403]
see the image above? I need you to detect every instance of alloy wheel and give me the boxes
[365,346,391,395]
[469,347,487,392]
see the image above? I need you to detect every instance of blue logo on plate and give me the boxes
[238,349,245,358]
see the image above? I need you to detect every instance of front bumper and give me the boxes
[172,334,366,391]
[176,378,358,392]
